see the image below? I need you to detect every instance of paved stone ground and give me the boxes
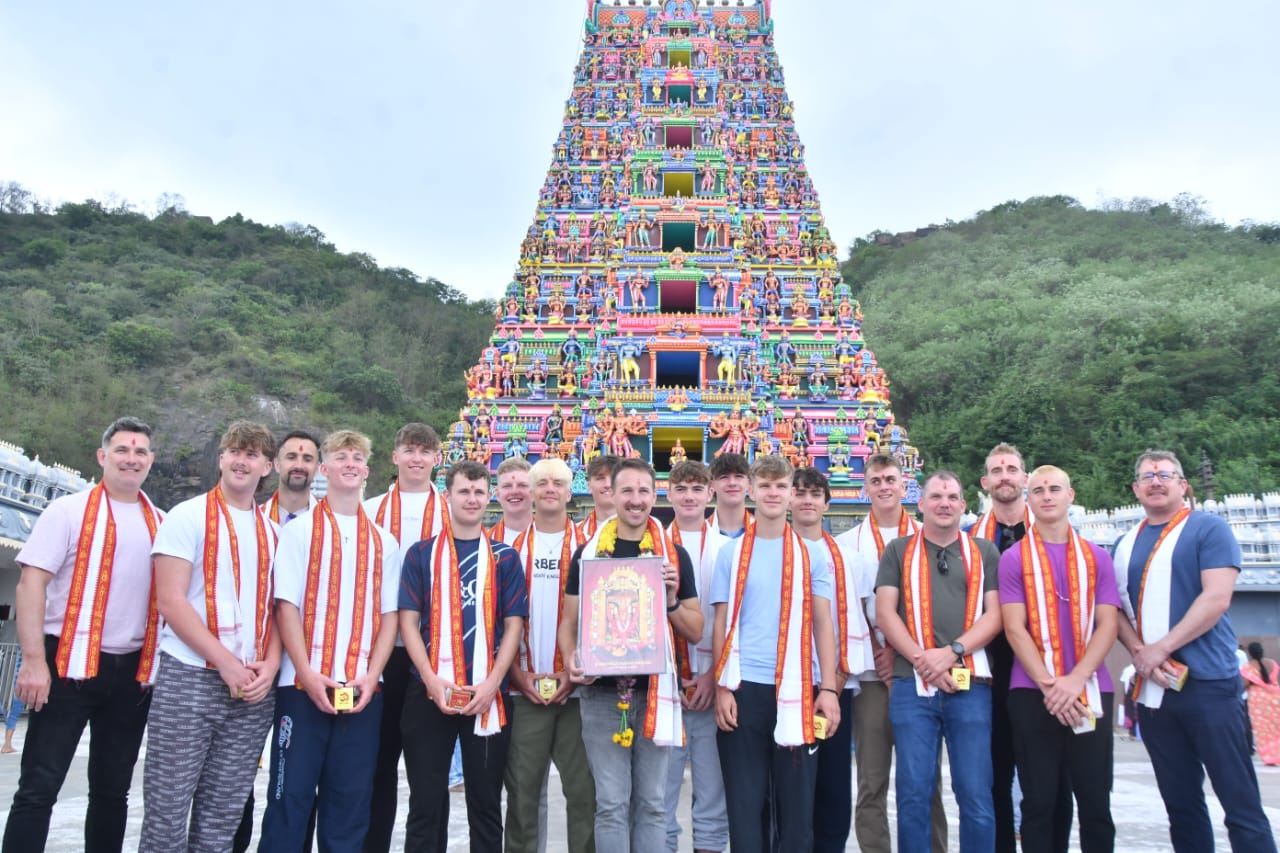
[1,720,1277,850]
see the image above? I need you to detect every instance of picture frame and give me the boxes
[578,556,668,676]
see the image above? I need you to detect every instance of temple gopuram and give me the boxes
[447,0,920,525]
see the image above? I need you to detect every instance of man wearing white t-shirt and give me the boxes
[663,460,728,853]
[834,453,946,853]
[711,455,841,853]
[362,422,450,853]
[791,466,865,853]
[259,430,400,850]
[503,458,595,853]
[141,421,281,852]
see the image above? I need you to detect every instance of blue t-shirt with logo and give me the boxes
[399,535,528,685]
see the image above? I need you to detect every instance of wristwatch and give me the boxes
[949,641,966,659]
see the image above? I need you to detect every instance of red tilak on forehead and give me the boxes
[130,438,137,446]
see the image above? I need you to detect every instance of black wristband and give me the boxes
[819,687,839,696]
[667,601,681,613]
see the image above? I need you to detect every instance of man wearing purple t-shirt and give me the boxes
[998,466,1120,853]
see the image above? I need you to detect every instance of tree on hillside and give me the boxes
[0,182,496,505]
[843,195,1280,507]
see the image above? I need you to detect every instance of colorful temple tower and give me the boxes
[448,0,920,520]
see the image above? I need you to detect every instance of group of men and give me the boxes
[3,415,1274,853]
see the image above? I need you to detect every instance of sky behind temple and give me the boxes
[3,1,1277,300]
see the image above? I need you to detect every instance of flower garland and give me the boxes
[594,517,655,558]
[612,678,635,747]
[595,517,657,748]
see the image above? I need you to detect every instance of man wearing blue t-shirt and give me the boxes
[398,461,528,853]
[711,455,841,853]
[1114,450,1275,853]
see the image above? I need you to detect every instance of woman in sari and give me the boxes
[1241,641,1280,765]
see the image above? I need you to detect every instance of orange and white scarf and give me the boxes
[489,518,531,547]
[201,485,279,667]
[576,510,610,540]
[431,531,505,735]
[715,524,815,746]
[669,519,713,680]
[1020,526,1102,717]
[1112,506,1191,708]
[842,509,920,648]
[820,532,872,679]
[57,483,163,682]
[298,500,385,685]
[971,506,1034,546]
[262,491,317,525]
[373,482,449,545]
[581,517,684,747]
[513,519,585,674]
[901,531,989,697]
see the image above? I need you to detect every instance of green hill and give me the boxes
[2,186,1277,509]
[844,194,1280,507]
[0,188,495,507]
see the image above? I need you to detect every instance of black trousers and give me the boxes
[812,687,854,853]
[989,634,1073,852]
[1008,689,1115,853]
[2,635,150,853]
[716,681,818,853]
[401,684,511,853]
[363,645,411,853]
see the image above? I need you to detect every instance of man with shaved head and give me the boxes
[998,466,1120,853]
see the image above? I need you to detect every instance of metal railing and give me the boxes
[1,643,20,719]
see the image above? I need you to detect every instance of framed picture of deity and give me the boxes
[578,556,667,676]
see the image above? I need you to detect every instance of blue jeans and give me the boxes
[258,687,382,852]
[579,684,669,852]
[4,695,22,731]
[1139,677,1277,853]
[889,677,994,853]
[449,741,464,786]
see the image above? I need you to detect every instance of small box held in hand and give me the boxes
[329,685,359,713]
[446,687,475,711]
[1163,660,1189,691]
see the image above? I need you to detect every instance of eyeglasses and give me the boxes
[936,550,950,576]
[1137,472,1182,484]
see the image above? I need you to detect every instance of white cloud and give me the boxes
[2,0,1277,298]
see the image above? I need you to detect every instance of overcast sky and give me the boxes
[3,1,1277,301]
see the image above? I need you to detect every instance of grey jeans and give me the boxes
[578,683,670,853]
[664,706,727,851]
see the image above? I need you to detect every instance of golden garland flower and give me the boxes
[595,518,655,558]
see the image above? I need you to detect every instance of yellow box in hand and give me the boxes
[1163,660,1189,691]
[332,686,355,712]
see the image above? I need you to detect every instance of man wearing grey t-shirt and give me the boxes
[875,471,1002,853]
